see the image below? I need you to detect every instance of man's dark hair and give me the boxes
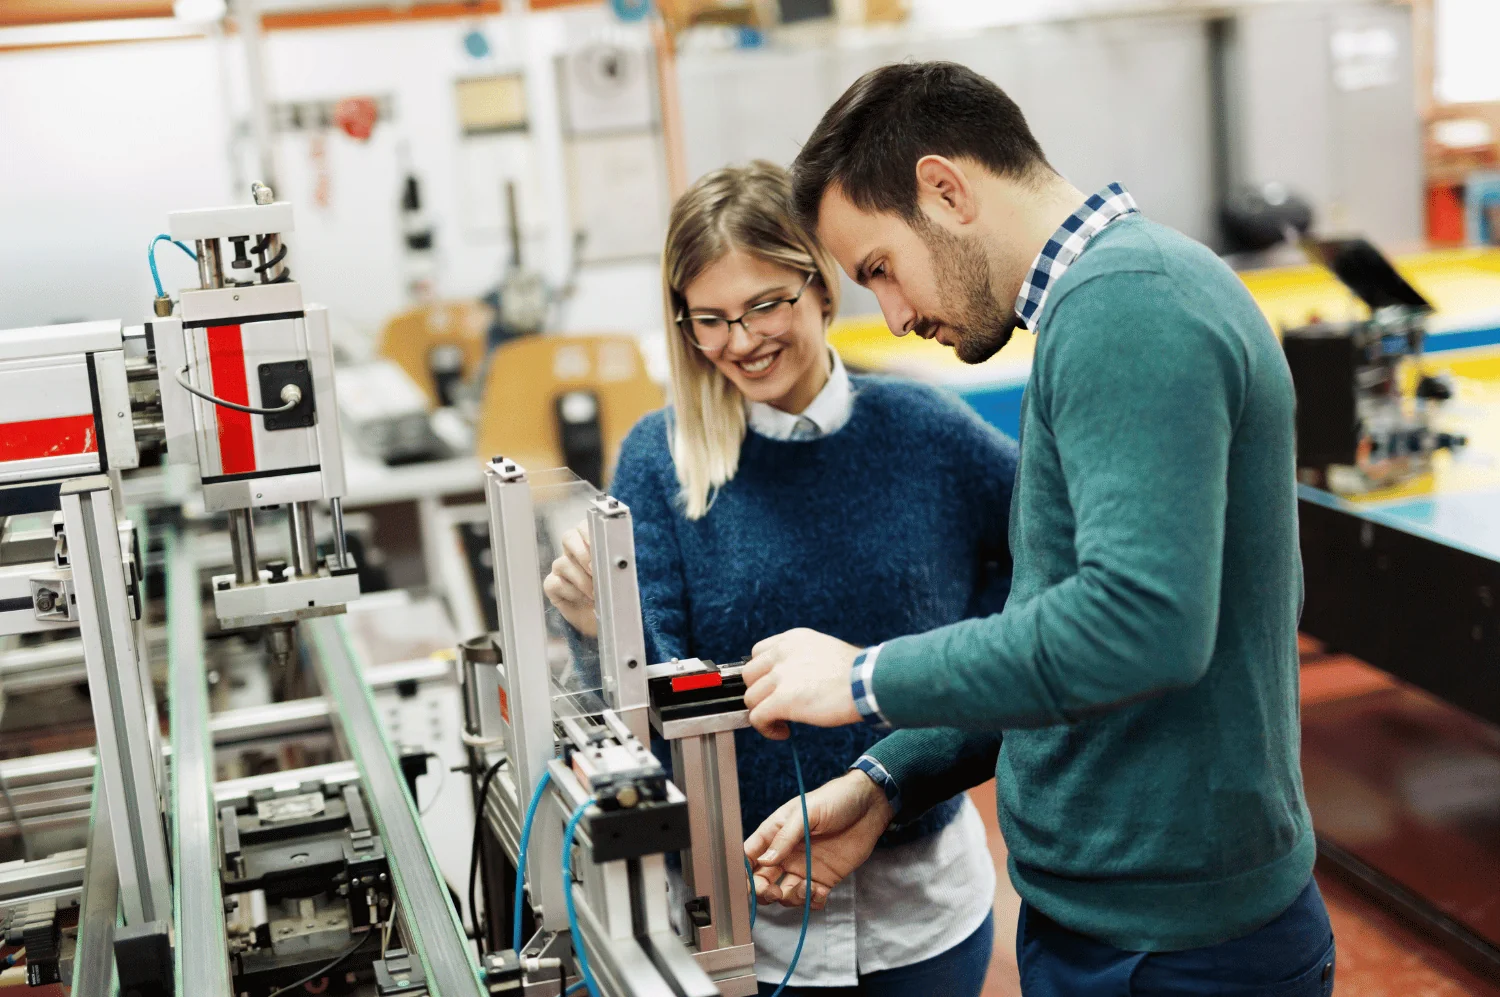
[791,61,1052,227]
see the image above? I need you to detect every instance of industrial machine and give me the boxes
[0,185,786,997]
[1281,237,1466,494]
[0,186,473,996]
[455,460,762,997]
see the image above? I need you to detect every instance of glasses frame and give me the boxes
[676,271,818,354]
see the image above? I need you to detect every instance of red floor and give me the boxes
[970,642,1500,996]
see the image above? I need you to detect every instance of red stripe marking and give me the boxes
[0,414,98,462]
[671,673,723,693]
[206,325,256,475]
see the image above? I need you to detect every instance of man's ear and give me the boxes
[915,155,979,226]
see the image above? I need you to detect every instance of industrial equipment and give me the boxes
[456,461,761,997]
[0,186,468,996]
[1281,237,1466,494]
[0,186,773,996]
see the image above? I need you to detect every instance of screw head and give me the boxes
[615,557,628,569]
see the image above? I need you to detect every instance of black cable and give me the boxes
[264,931,375,997]
[173,366,301,415]
[418,752,447,816]
[469,757,507,954]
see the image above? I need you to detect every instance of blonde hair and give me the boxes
[662,161,842,519]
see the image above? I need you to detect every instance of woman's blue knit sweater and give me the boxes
[610,374,1018,845]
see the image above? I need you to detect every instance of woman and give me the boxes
[543,162,1015,996]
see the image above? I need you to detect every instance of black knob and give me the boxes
[229,235,252,269]
[267,559,289,583]
[1416,375,1453,401]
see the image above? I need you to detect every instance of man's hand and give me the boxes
[745,770,895,911]
[743,629,862,739]
[542,525,598,638]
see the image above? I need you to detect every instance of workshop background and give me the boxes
[2,0,1500,995]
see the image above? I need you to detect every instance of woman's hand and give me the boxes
[745,770,896,911]
[542,525,598,638]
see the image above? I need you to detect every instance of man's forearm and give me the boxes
[858,727,1001,828]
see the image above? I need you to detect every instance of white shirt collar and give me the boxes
[746,348,852,441]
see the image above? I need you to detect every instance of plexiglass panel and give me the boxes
[529,468,608,720]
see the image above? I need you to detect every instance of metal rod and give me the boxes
[288,501,318,577]
[330,496,349,571]
[227,509,258,585]
[69,772,115,996]
[196,238,224,290]
[306,618,485,997]
[60,477,173,927]
[236,0,277,189]
[166,528,235,992]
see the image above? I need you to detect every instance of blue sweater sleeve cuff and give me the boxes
[850,754,902,813]
[851,644,891,729]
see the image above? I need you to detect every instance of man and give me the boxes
[741,62,1335,995]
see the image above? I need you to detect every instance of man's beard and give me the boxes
[914,219,1017,365]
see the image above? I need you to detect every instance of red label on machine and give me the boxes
[671,673,723,693]
[0,414,98,462]
[206,324,257,475]
[497,686,510,724]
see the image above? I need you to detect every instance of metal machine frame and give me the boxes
[461,458,758,997]
[0,187,500,995]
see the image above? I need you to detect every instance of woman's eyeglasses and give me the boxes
[677,272,817,353]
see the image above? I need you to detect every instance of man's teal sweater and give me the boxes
[865,215,1314,952]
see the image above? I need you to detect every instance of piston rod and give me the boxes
[227,509,258,586]
[288,501,318,578]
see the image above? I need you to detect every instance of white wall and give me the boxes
[0,38,237,327]
[0,7,661,339]
[1434,0,1500,104]
[676,14,1218,314]
[0,0,1419,339]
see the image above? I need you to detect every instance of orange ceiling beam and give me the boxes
[0,1,174,26]
[260,1,501,30]
[0,0,609,31]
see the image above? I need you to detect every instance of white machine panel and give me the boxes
[92,349,140,472]
[178,283,304,327]
[182,317,318,479]
[168,201,295,242]
[0,356,101,484]
[0,320,121,362]
[211,570,360,628]
[305,306,346,499]
[202,470,322,513]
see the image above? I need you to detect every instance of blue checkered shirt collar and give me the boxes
[1014,183,1139,331]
